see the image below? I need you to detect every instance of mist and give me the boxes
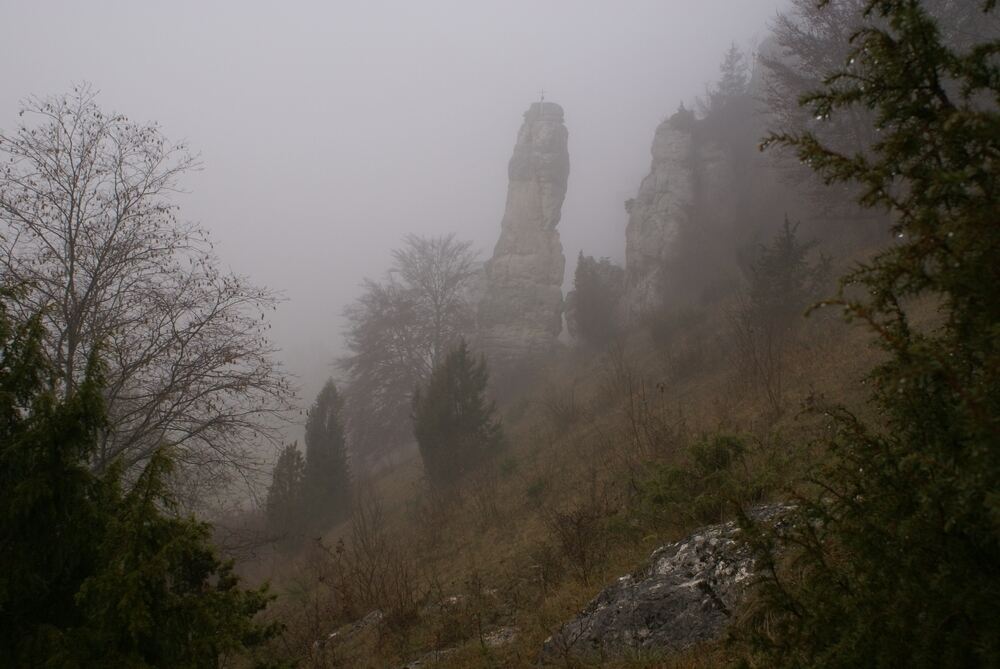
[1,0,786,407]
[4,1,998,665]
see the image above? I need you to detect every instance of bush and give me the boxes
[544,502,609,585]
[637,434,751,527]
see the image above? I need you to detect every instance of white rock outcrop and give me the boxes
[540,505,789,661]
[478,101,569,372]
[623,108,697,318]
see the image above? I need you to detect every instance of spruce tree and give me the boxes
[0,291,279,666]
[412,340,503,487]
[736,1,1000,667]
[303,380,351,529]
[265,444,307,543]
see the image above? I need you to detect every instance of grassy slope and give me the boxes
[244,258,895,668]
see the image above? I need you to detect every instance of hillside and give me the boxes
[244,250,887,666]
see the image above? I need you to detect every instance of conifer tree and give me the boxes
[0,291,279,666]
[715,42,750,103]
[412,340,503,487]
[567,253,625,348]
[265,444,307,542]
[304,380,351,528]
[737,1,1000,666]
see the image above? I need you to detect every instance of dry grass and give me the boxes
[235,264,899,667]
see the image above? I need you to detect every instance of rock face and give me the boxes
[478,101,569,373]
[624,108,696,318]
[623,106,743,319]
[541,507,785,661]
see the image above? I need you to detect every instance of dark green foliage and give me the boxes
[637,434,754,527]
[412,340,503,487]
[0,292,279,667]
[736,1,1000,667]
[265,444,307,545]
[72,450,281,667]
[566,253,625,348]
[304,380,351,529]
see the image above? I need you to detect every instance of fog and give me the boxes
[0,0,787,412]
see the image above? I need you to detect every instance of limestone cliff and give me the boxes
[623,109,696,317]
[478,101,569,371]
[623,105,741,318]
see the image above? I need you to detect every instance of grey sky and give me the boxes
[1,0,787,414]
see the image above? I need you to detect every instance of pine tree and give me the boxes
[0,291,279,666]
[412,340,503,487]
[265,444,307,543]
[736,1,1000,666]
[304,380,351,529]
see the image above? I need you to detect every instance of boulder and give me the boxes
[540,506,786,661]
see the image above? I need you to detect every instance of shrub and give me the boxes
[637,434,751,527]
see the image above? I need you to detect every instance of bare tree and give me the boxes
[340,234,478,468]
[0,85,292,492]
[759,0,994,220]
[392,234,478,366]
[759,0,877,216]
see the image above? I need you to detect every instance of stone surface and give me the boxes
[624,108,696,318]
[478,101,569,372]
[540,506,786,661]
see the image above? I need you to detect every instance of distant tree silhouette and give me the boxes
[732,219,829,415]
[341,234,478,469]
[709,42,749,110]
[566,253,624,348]
[265,444,306,544]
[304,380,351,529]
